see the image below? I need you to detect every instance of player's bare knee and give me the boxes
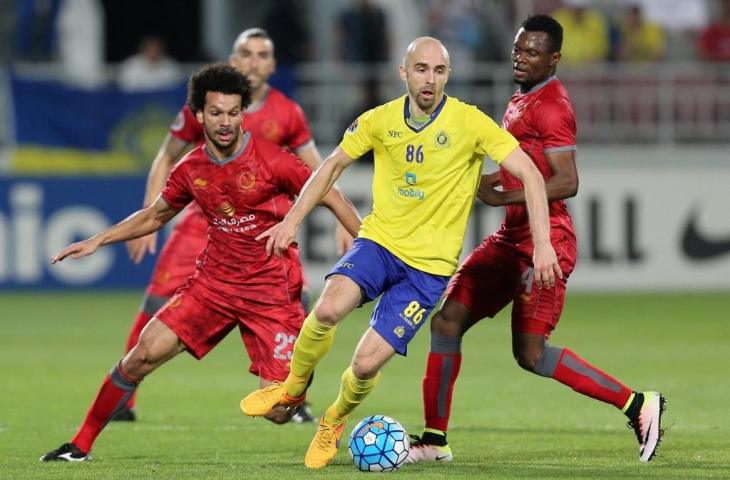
[120,354,147,378]
[430,310,462,337]
[313,301,343,326]
[514,349,541,372]
[122,345,158,378]
[351,359,378,380]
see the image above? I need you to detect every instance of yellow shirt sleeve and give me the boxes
[339,108,376,160]
[467,107,519,164]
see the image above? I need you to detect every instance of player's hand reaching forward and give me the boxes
[532,241,563,289]
[477,172,503,206]
[51,237,103,264]
[126,232,158,264]
[256,218,299,256]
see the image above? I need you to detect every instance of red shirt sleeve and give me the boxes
[268,147,313,195]
[285,102,313,151]
[161,160,194,210]
[169,105,205,145]
[535,97,577,151]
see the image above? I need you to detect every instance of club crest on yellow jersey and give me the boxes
[434,130,450,148]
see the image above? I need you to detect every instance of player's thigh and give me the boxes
[511,237,575,337]
[315,274,365,323]
[319,238,396,320]
[239,302,304,383]
[371,268,449,356]
[155,285,238,360]
[431,299,480,337]
[445,238,521,321]
[146,210,208,298]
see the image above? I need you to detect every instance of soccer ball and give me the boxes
[348,415,409,472]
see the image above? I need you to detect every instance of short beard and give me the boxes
[408,85,438,114]
[205,127,239,154]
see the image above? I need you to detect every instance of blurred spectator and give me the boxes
[117,36,182,91]
[262,0,312,64]
[630,0,709,33]
[336,0,390,127]
[57,0,104,87]
[336,0,390,64]
[14,0,62,61]
[262,0,313,97]
[476,1,510,63]
[426,0,481,68]
[698,0,730,61]
[617,3,666,61]
[552,0,610,63]
[628,0,709,60]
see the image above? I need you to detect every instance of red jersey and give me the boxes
[498,76,576,241]
[169,86,312,151]
[161,134,312,306]
[699,24,730,61]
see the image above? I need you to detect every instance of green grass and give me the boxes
[2,291,729,479]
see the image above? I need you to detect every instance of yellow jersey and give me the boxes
[340,94,519,275]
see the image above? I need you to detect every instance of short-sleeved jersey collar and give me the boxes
[520,75,557,95]
[403,94,448,133]
[205,131,250,166]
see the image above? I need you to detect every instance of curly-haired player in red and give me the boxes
[117,29,351,423]
[40,63,361,462]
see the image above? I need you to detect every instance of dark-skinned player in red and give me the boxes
[406,15,666,464]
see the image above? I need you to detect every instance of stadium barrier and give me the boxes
[2,156,729,291]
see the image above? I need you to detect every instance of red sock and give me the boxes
[422,351,462,432]
[71,363,141,453]
[552,348,632,409]
[123,311,152,409]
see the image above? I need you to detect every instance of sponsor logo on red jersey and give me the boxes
[217,201,236,217]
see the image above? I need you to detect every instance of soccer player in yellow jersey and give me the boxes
[240,36,562,469]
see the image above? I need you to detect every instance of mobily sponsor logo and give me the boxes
[397,186,425,200]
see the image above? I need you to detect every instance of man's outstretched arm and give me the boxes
[53,196,180,264]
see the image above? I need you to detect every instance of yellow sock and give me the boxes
[327,366,381,420]
[285,312,337,397]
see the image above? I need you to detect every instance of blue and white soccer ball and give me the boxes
[348,415,409,472]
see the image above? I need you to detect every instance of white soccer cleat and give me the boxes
[403,435,453,464]
[627,391,667,462]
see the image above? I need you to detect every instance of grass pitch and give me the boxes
[2,291,729,479]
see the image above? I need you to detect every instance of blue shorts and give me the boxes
[327,238,450,355]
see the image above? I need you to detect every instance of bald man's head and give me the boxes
[399,37,451,115]
[402,37,450,69]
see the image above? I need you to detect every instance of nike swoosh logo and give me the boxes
[681,210,730,260]
[435,455,450,461]
[58,453,83,461]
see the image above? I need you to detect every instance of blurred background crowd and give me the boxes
[0,0,728,292]
[1,0,729,164]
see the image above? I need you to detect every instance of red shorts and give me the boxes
[446,232,576,337]
[146,208,310,298]
[156,281,305,382]
[146,208,208,298]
